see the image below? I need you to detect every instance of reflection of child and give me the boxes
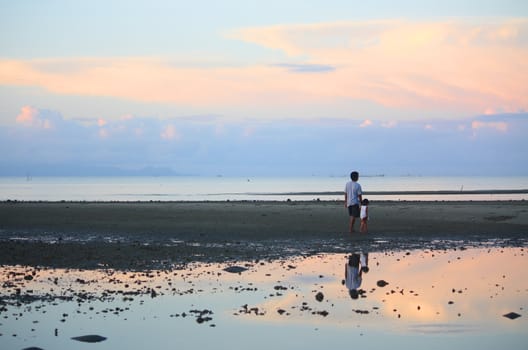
[360,198,369,233]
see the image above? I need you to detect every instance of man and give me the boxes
[344,252,368,299]
[344,171,363,233]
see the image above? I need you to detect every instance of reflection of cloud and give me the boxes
[219,248,528,330]
[407,324,479,334]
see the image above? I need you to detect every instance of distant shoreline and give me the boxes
[246,189,528,196]
[2,188,527,203]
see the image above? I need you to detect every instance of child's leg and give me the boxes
[360,218,368,233]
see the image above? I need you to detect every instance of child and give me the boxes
[360,198,369,233]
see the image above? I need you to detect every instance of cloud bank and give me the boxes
[1,106,526,176]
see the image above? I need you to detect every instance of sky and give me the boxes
[1,0,527,176]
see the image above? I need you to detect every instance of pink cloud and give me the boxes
[230,19,528,116]
[360,119,373,128]
[242,126,255,138]
[471,120,508,133]
[381,121,397,128]
[16,106,39,125]
[1,19,527,122]
[15,106,53,129]
[160,124,180,140]
[98,128,109,138]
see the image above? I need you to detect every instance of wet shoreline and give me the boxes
[1,200,527,269]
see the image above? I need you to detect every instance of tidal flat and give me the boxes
[1,247,526,350]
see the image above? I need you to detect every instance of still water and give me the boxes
[1,247,526,350]
[1,175,528,201]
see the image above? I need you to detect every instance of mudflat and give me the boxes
[1,201,527,269]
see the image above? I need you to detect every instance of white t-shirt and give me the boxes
[345,181,362,206]
[345,263,362,290]
[360,205,368,219]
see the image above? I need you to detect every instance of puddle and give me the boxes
[1,247,526,349]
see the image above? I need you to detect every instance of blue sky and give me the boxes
[1,0,527,176]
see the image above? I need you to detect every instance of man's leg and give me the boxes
[349,217,356,233]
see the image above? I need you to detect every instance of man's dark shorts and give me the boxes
[348,204,360,218]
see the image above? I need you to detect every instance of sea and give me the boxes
[1,175,527,202]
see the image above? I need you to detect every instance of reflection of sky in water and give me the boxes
[1,248,526,350]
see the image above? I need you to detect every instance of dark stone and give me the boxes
[503,312,521,320]
[315,292,324,302]
[71,335,107,343]
[377,280,389,287]
[223,266,248,274]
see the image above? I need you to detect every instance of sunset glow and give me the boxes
[1,1,527,176]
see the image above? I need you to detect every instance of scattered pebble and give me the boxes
[223,266,248,274]
[377,280,389,287]
[71,334,107,343]
[503,312,521,320]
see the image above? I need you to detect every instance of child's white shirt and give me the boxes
[360,205,368,219]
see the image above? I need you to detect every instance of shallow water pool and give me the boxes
[1,247,526,350]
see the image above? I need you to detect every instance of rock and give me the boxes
[223,266,248,274]
[315,292,324,302]
[377,280,389,287]
[503,312,521,320]
[71,335,107,343]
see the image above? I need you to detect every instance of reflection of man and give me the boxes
[345,252,369,299]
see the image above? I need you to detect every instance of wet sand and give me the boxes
[1,200,527,269]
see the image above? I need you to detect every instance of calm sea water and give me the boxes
[1,176,527,202]
[1,248,527,350]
